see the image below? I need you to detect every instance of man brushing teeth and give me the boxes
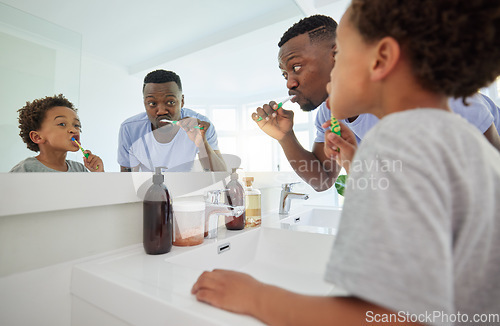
[118,69,226,172]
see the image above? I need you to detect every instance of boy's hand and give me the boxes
[83,150,104,172]
[321,120,357,174]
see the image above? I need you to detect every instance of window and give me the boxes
[194,100,317,171]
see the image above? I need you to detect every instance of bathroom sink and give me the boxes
[72,227,344,326]
[165,227,336,296]
[279,207,342,235]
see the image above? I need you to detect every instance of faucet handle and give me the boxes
[282,182,301,191]
[205,189,228,204]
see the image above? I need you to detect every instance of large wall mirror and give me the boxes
[0,0,353,174]
[0,2,81,172]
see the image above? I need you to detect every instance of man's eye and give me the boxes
[167,101,176,106]
[148,102,156,107]
[292,65,301,73]
[282,72,288,80]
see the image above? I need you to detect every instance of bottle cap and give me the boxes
[243,177,254,187]
[153,167,166,184]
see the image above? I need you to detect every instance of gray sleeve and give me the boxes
[325,126,454,323]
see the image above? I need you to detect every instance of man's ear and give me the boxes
[181,94,185,108]
[29,131,44,145]
[370,36,400,81]
[330,43,337,65]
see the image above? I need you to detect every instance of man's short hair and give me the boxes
[278,14,337,47]
[143,69,182,92]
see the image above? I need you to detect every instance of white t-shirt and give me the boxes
[324,109,500,325]
[314,93,499,144]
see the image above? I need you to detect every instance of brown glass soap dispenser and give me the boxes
[225,168,245,230]
[143,167,173,255]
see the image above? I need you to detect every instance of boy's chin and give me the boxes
[69,148,79,152]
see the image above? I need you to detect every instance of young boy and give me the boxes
[10,94,104,172]
[191,1,500,325]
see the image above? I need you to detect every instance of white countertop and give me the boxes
[71,209,344,326]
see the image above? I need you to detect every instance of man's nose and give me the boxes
[286,76,298,90]
[156,104,169,115]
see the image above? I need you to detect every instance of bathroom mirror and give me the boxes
[0,2,82,172]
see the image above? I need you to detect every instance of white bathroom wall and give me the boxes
[75,54,143,172]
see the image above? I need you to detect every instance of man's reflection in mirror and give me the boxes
[118,70,226,172]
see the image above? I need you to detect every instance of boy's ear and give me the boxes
[29,131,44,145]
[370,36,400,81]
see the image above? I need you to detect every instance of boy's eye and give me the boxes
[292,65,301,73]
[148,102,156,107]
[74,124,82,130]
[167,100,176,106]
[281,71,288,81]
[58,122,66,127]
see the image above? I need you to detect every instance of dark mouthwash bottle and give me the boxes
[143,167,172,255]
[225,168,245,230]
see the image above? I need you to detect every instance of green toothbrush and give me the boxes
[257,95,294,121]
[72,137,99,169]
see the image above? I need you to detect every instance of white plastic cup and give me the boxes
[172,201,205,247]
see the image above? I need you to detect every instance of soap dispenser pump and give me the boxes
[224,168,245,230]
[143,167,173,255]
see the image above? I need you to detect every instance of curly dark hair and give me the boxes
[143,69,182,92]
[17,94,77,152]
[349,0,500,98]
[278,14,337,47]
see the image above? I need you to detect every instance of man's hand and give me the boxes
[178,117,209,147]
[252,101,294,141]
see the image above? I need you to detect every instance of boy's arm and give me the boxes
[192,269,423,326]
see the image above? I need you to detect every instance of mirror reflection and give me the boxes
[3,0,499,174]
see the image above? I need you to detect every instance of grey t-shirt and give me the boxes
[325,109,500,325]
[10,157,88,172]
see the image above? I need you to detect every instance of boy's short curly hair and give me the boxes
[18,94,77,152]
[349,0,500,98]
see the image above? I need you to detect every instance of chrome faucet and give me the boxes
[204,190,245,239]
[279,182,309,216]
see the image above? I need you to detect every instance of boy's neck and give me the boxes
[36,151,69,172]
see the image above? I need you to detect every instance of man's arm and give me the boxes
[182,119,227,172]
[483,123,500,151]
[253,101,341,191]
[197,144,227,171]
[120,165,139,172]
